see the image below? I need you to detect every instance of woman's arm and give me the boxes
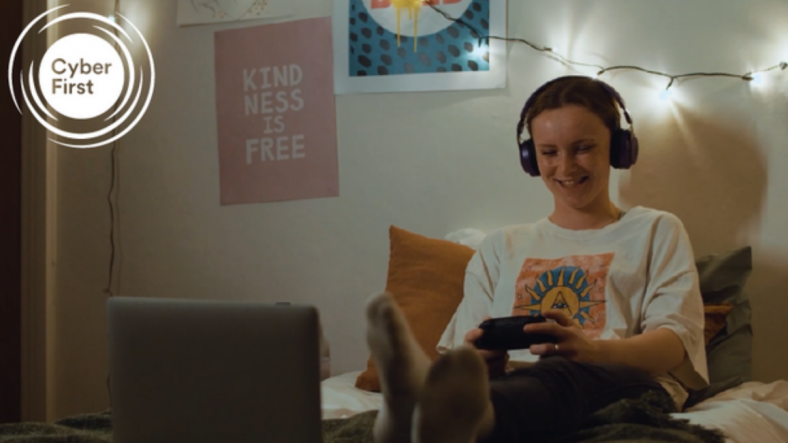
[595,328,685,375]
[525,310,685,375]
[436,233,500,353]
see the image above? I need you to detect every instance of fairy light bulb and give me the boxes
[659,88,672,101]
[751,73,764,86]
[108,14,116,23]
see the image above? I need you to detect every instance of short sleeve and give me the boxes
[436,231,501,353]
[641,214,709,390]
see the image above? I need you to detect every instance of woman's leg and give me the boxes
[365,293,431,443]
[412,347,494,443]
[366,293,663,443]
[481,356,667,442]
[366,293,495,443]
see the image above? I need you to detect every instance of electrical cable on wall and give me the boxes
[105,0,122,298]
[106,0,122,410]
[427,2,787,93]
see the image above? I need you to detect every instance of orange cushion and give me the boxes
[703,303,734,345]
[354,226,475,392]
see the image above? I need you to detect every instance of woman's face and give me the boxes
[530,105,612,212]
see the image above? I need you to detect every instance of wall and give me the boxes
[49,0,788,418]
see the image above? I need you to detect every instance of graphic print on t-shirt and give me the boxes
[512,253,614,338]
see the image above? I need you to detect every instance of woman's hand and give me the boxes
[464,318,509,378]
[525,310,603,363]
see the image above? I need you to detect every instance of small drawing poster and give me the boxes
[333,0,507,94]
[214,17,338,205]
[177,0,293,26]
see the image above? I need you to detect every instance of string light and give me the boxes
[426,2,787,94]
[471,44,487,59]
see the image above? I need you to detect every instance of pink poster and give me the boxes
[215,17,338,205]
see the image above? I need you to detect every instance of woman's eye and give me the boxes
[577,146,591,152]
[540,151,557,156]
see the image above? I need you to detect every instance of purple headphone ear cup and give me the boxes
[630,133,639,165]
[609,130,623,169]
[519,139,540,176]
[610,129,639,169]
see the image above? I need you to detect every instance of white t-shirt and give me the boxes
[437,206,709,409]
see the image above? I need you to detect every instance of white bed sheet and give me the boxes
[321,372,788,443]
[678,380,788,443]
[321,371,381,420]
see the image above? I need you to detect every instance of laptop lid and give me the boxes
[108,296,323,443]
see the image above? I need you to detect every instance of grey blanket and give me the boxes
[0,392,726,443]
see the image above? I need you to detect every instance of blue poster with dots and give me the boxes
[333,0,507,94]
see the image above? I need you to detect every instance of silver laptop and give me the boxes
[108,297,323,443]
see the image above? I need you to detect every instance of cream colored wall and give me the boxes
[49,0,788,418]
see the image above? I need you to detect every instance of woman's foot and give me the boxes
[412,347,494,443]
[366,292,431,443]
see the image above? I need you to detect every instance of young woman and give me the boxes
[366,76,709,443]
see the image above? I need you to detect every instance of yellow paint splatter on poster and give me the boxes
[391,0,422,52]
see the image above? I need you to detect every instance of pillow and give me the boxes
[696,246,753,384]
[354,226,475,392]
[702,303,734,345]
[444,228,487,249]
[684,246,753,408]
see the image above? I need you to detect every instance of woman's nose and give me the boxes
[557,152,578,175]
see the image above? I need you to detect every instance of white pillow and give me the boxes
[444,228,487,250]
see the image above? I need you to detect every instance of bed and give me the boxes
[322,371,788,442]
[1,226,783,442]
[2,376,786,442]
[321,225,785,442]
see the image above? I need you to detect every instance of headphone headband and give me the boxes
[518,76,632,141]
[597,81,634,130]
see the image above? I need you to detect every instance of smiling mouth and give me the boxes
[556,177,589,189]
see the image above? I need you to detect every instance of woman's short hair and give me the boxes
[525,76,622,137]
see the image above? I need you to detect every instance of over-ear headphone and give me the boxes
[516,76,640,177]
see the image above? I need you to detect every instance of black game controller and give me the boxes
[474,315,558,350]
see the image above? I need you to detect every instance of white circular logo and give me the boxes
[8,6,155,149]
[362,0,474,38]
[39,33,125,120]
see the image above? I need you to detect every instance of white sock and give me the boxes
[412,347,492,443]
[366,292,431,443]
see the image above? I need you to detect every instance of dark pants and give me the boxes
[482,356,667,442]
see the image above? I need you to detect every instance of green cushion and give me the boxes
[695,246,753,383]
[684,246,752,409]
